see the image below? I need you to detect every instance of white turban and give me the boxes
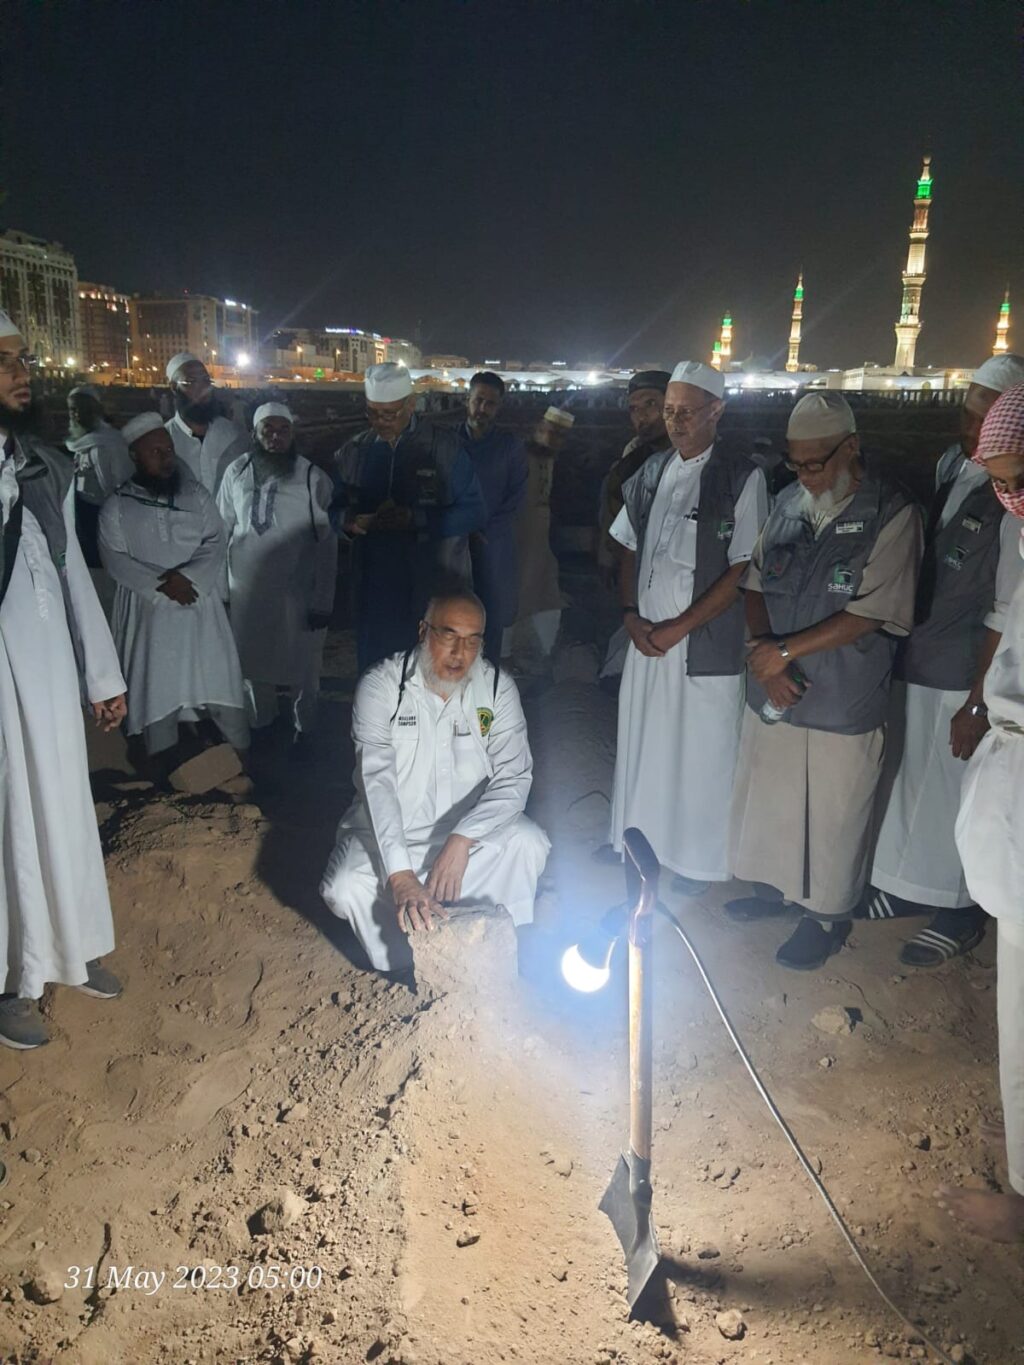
[543,406,575,429]
[253,402,295,428]
[166,351,201,382]
[787,391,857,441]
[364,362,413,402]
[669,361,725,400]
[973,354,1024,395]
[0,310,21,342]
[121,412,166,447]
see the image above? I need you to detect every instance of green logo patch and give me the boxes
[477,707,494,737]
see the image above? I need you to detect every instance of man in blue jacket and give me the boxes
[332,363,487,672]
[458,372,528,661]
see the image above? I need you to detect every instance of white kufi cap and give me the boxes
[668,360,725,400]
[166,351,201,382]
[973,353,1024,395]
[543,406,575,428]
[121,412,167,447]
[0,310,21,341]
[364,362,413,402]
[253,402,295,427]
[787,391,857,441]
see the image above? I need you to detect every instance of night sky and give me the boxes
[5,0,1022,370]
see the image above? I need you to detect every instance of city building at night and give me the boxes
[993,287,1011,355]
[129,292,259,376]
[78,282,131,373]
[893,156,933,368]
[0,229,81,367]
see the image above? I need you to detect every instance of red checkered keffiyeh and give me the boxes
[973,382,1024,519]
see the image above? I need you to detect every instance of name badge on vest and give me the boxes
[943,546,968,571]
[827,563,855,594]
[396,713,417,729]
[835,520,864,535]
[961,515,982,533]
[716,517,735,541]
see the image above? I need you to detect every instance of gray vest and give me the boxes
[898,448,1003,692]
[621,443,756,676]
[747,468,914,735]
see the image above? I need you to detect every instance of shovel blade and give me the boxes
[599,1149,661,1310]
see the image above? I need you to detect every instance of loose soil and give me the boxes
[0,639,1017,1365]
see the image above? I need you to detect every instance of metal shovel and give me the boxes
[599,825,661,1311]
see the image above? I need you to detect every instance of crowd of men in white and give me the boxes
[0,299,1022,1242]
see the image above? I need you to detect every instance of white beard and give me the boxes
[794,466,854,527]
[418,646,464,700]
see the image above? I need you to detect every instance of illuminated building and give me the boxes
[130,293,259,375]
[993,287,1011,356]
[786,272,804,373]
[893,156,933,369]
[0,230,81,367]
[78,282,131,372]
[711,312,733,371]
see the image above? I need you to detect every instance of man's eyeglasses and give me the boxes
[0,352,39,376]
[663,398,715,421]
[784,434,852,475]
[174,376,211,391]
[426,624,484,651]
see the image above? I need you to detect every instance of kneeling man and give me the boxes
[320,590,550,972]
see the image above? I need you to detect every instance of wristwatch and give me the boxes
[968,702,988,718]
[777,640,792,661]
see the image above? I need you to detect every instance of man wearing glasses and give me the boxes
[320,590,550,973]
[164,352,247,495]
[729,392,923,970]
[0,310,127,1051]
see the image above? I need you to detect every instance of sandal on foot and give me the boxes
[899,909,985,968]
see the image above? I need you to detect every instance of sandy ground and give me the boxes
[0,617,1020,1365]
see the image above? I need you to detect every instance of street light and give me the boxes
[237,351,250,368]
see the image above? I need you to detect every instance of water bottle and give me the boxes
[759,664,808,725]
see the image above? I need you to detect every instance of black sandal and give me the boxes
[900,909,985,968]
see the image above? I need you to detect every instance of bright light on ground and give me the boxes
[561,943,610,993]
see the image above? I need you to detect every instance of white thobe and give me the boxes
[217,454,338,733]
[320,652,550,971]
[98,476,247,746]
[608,449,768,881]
[956,542,1024,1195]
[67,422,134,505]
[0,442,126,1000]
[873,452,1023,907]
[166,413,247,495]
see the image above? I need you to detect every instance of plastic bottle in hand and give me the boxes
[759,665,808,725]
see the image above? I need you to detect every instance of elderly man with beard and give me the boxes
[332,363,487,674]
[943,382,1024,1243]
[165,352,247,495]
[598,361,768,893]
[0,310,126,1052]
[863,354,1024,966]
[729,392,923,970]
[99,413,248,765]
[320,590,550,973]
[218,403,338,756]
[459,372,528,663]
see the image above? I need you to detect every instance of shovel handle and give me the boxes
[623,827,657,1163]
